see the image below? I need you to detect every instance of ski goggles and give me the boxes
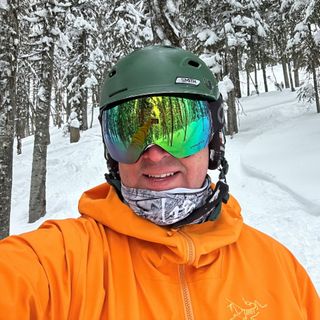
[100,96,212,164]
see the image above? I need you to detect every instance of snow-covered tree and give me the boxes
[64,1,97,130]
[0,0,19,238]
[68,110,80,143]
[147,0,183,46]
[193,0,267,135]
[26,0,68,222]
[283,0,320,112]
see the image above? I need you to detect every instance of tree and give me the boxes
[194,0,267,135]
[284,0,320,113]
[0,1,19,238]
[65,2,94,130]
[147,0,182,46]
[28,1,63,222]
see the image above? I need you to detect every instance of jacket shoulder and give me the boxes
[239,223,300,264]
[0,216,106,319]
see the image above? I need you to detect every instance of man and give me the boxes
[0,46,319,319]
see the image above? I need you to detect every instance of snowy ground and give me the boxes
[225,89,320,293]
[11,88,320,293]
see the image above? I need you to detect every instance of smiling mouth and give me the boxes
[144,172,176,179]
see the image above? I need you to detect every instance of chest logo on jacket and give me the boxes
[226,297,268,319]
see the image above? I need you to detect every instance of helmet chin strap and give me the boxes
[104,153,123,200]
[105,171,123,200]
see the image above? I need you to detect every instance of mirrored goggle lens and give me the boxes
[101,96,212,163]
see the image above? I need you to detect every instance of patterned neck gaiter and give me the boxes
[121,176,213,226]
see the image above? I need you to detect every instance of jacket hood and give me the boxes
[78,183,243,267]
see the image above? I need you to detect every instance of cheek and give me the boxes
[184,148,209,188]
[118,163,136,187]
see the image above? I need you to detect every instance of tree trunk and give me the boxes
[16,73,30,154]
[254,63,259,94]
[90,100,94,129]
[226,90,237,136]
[226,48,239,135]
[261,51,268,93]
[16,97,28,154]
[246,69,250,96]
[0,3,19,239]
[29,26,54,223]
[54,82,63,128]
[16,67,30,147]
[30,76,37,135]
[287,61,295,92]
[80,86,88,130]
[307,23,320,113]
[148,0,181,46]
[311,63,320,113]
[79,31,88,130]
[70,127,80,143]
[233,48,241,98]
[71,31,88,131]
[281,56,290,88]
[293,58,300,87]
[66,75,72,120]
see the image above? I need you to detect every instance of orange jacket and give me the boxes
[0,183,319,319]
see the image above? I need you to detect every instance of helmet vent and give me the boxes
[109,69,117,78]
[109,88,128,98]
[188,60,200,68]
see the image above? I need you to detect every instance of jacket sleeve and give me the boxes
[0,219,83,320]
[295,260,320,319]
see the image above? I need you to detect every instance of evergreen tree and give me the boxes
[0,0,19,238]
[284,0,320,112]
[27,0,68,222]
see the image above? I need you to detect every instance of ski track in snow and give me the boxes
[224,90,320,292]
[239,93,320,215]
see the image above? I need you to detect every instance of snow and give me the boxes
[37,86,46,102]
[141,26,153,42]
[34,9,48,18]
[0,0,8,10]
[314,30,320,46]
[227,34,238,47]
[166,0,178,14]
[233,16,255,28]
[68,111,80,128]
[197,29,219,46]
[10,68,320,293]
[295,21,307,32]
[200,53,222,74]
[224,22,234,33]
[81,74,98,89]
[42,36,53,46]
[73,16,95,32]
[257,24,267,38]
[218,76,234,100]
[227,0,243,10]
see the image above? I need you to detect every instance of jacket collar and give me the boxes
[78,183,243,267]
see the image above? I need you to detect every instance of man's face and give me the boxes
[119,145,209,191]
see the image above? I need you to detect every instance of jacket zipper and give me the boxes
[178,230,195,320]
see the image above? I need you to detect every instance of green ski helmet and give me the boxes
[99,45,228,181]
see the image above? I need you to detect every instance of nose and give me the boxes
[140,145,170,162]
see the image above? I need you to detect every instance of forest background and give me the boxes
[1,0,320,239]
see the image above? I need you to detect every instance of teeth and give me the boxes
[147,172,175,178]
